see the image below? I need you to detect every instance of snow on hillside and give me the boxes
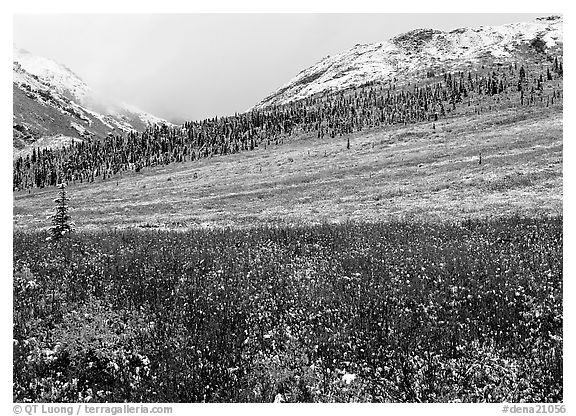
[13,47,92,101]
[254,16,562,108]
[13,46,169,135]
[118,102,170,126]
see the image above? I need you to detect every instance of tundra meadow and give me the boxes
[13,216,562,402]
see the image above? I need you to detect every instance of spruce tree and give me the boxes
[49,183,73,240]
[519,66,526,81]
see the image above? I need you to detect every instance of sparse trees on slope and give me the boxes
[12,59,563,191]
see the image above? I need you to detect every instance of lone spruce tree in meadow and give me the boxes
[49,183,73,240]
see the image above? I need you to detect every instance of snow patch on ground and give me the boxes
[70,122,87,135]
[342,373,357,384]
[14,135,84,158]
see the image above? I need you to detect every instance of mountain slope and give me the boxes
[13,15,562,229]
[254,15,562,108]
[13,104,562,230]
[13,47,168,154]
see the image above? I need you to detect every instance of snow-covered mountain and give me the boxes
[13,46,168,153]
[254,16,563,108]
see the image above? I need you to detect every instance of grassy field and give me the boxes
[13,82,564,403]
[13,217,563,402]
[13,103,562,231]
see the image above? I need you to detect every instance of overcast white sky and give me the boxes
[14,14,546,122]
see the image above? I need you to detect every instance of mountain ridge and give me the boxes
[13,46,169,155]
[253,15,562,109]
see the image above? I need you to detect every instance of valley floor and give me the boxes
[13,104,562,231]
[13,218,563,402]
[12,103,563,403]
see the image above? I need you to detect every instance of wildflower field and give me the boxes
[13,216,562,403]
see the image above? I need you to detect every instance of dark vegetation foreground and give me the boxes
[13,217,562,403]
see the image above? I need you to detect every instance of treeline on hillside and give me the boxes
[13,58,563,191]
